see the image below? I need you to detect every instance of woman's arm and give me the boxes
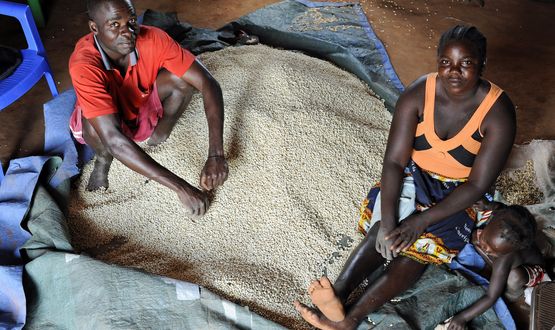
[388,92,516,253]
[375,76,425,259]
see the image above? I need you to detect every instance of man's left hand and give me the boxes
[200,156,229,191]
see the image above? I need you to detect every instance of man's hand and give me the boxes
[200,156,229,191]
[375,222,396,260]
[176,182,210,216]
[385,214,427,254]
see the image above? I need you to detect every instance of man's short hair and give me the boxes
[86,0,134,21]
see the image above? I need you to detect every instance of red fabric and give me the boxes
[70,83,163,144]
[69,25,195,120]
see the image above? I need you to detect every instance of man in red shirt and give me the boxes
[69,0,228,216]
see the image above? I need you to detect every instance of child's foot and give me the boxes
[308,277,346,322]
[293,300,338,330]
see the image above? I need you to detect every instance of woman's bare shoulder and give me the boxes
[395,74,429,111]
[481,85,516,137]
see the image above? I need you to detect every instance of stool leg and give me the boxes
[44,71,59,98]
[27,0,45,28]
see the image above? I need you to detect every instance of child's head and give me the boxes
[474,205,537,257]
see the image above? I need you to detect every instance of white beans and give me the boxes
[68,45,392,328]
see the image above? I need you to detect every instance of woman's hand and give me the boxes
[385,213,427,253]
[375,222,396,260]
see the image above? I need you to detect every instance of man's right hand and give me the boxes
[375,222,396,260]
[176,183,210,217]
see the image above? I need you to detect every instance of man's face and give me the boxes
[89,0,139,60]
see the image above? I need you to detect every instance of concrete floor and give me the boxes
[0,0,553,326]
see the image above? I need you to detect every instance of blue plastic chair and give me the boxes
[0,0,58,111]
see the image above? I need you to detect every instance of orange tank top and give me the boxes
[411,73,503,179]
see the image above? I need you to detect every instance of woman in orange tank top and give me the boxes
[294,25,516,330]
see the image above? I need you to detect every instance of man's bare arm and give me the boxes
[181,60,228,190]
[87,114,209,215]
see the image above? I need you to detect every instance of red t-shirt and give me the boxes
[69,25,195,120]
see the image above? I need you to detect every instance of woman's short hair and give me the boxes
[438,25,487,74]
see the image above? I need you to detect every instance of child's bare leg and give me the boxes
[505,267,528,302]
[308,224,386,322]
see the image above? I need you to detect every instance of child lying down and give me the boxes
[439,201,550,330]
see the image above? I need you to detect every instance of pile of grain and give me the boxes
[496,160,544,205]
[68,45,391,329]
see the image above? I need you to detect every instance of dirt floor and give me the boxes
[1,0,554,167]
[0,0,553,328]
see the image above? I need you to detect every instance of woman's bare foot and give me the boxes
[86,158,111,191]
[308,276,346,322]
[293,301,341,330]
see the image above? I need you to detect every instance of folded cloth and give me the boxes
[524,265,552,305]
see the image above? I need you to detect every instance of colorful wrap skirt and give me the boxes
[358,160,477,265]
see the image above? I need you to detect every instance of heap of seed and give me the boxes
[68,45,390,329]
[496,160,544,205]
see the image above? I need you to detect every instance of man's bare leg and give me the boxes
[147,68,195,146]
[82,118,113,191]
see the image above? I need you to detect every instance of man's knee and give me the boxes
[156,69,194,105]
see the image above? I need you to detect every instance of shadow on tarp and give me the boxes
[20,171,285,330]
[0,86,284,329]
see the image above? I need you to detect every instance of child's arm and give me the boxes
[447,255,513,330]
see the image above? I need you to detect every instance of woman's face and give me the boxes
[437,40,482,96]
